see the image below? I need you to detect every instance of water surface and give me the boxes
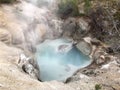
[35,39,91,81]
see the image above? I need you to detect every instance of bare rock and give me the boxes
[91,38,103,46]
[92,47,110,65]
[95,55,105,65]
[18,54,39,79]
[76,41,92,55]
[0,28,12,44]
[62,17,90,39]
[77,18,90,33]
[22,63,39,79]
[62,17,76,38]
[0,41,75,90]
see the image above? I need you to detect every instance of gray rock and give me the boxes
[62,18,90,39]
[76,41,92,55]
[62,18,76,38]
[95,57,105,65]
[22,63,39,79]
[77,18,90,32]
[92,47,109,65]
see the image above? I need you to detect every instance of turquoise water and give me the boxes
[35,39,91,81]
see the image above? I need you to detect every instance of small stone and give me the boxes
[95,57,105,65]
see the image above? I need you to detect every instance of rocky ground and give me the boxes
[0,39,120,90]
[0,0,120,90]
[67,56,120,90]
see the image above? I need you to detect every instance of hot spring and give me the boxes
[8,0,92,82]
[35,39,91,82]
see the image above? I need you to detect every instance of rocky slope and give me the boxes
[0,40,76,90]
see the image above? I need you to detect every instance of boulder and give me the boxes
[76,41,92,55]
[95,55,105,65]
[77,18,90,33]
[62,17,76,38]
[62,17,90,39]
[92,47,110,65]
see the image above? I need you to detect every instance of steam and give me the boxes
[15,0,62,53]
